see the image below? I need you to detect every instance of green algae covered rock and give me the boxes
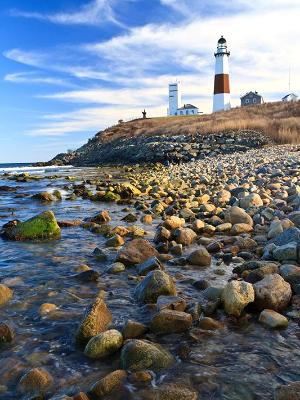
[2,211,61,241]
[104,191,121,202]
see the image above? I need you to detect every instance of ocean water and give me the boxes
[0,166,300,399]
[0,163,73,175]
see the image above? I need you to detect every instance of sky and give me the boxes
[0,0,299,162]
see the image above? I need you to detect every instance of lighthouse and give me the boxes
[213,36,231,112]
[168,82,182,115]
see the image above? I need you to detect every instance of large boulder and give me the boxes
[187,247,211,266]
[225,206,253,226]
[120,339,175,371]
[173,228,197,246]
[84,329,123,359]
[150,310,192,334]
[0,284,13,307]
[134,270,176,303]
[271,227,300,246]
[116,239,159,266]
[253,274,292,311]
[221,281,254,317]
[76,297,112,344]
[2,211,61,241]
[273,243,298,262]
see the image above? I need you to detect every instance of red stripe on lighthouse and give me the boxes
[214,74,230,94]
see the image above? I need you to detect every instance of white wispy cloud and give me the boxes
[10,0,126,27]
[4,72,76,87]
[4,0,300,139]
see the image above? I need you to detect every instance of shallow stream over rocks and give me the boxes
[1,159,300,400]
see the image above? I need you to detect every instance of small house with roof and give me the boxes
[282,93,298,102]
[241,91,263,107]
[177,104,199,116]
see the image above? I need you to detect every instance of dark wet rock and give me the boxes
[122,320,148,339]
[93,247,108,261]
[137,256,163,275]
[273,242,298,262]
[89,370,127,399]
[187,247,211,266]
[116,238,159,266]
[174,228,197,246]
[233,260,279,275]
[221,281,254,317]
[76,297,112,344]
[84,329,123,359]
[271,227,300,246]
[253,274,292,311]
[150,309,192,334]
[1,211,61,241]
[122,213,138,222]
[244,263,279,283]
[134,270,176,303]
[0,284,13,307]
[0,323,14,343]
[120,339,175,371]
[75,270,100,282]
[274,381,300,400]
[279,264,300,291]
[157,295,186,311]
[18,367,53,396]
[139,383,198,400]
[192,279,210,290]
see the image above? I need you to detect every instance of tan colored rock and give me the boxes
[76,297,112,343]
[240,193,263,209]
[141,215,153,224]
[225,206,253,226]
[274,381,300,400]
[222,281,254,317]
[192,219,205,233]
[253,274,292,311]
[187,247,211,266]
[150,310,192,334]
[122,320,148,339]
[174,228,197,246]
[105,234,124,247]
[163,216,185,230]
[0,284,13,307]
[116,239,158,266]
[231,223,253,235]
[84,329,123,359]
[259,309,288,329]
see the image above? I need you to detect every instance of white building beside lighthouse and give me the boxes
[213,36,231,112]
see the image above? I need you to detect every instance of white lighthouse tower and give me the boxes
[213,36,231,112]
[168,82,182,115]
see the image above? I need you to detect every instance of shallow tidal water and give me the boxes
[1,166,300,400]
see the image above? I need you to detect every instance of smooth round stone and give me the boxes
[106,262,126,274]
[84,329,123,359]
[258,309,288,329]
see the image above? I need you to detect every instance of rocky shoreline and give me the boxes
[1,144,300,399]
[47,130,272,166]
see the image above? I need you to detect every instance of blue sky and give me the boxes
[0,0,299,162]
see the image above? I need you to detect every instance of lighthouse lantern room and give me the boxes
[213,36,231,112]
